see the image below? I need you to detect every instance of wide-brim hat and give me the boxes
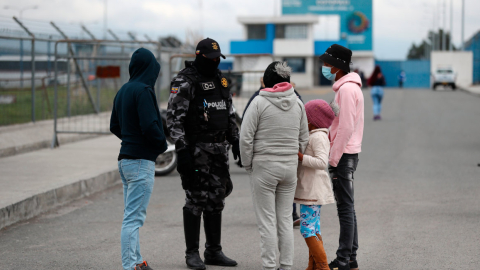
[319,44,352,73]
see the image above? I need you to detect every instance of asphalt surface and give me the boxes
[1,88,479,269]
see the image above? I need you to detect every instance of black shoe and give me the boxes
[203,212,238,267]
[183,208,206,270]
[186,253,206,270]
[349,260,359,270]
[204,249,237,266]
[134,261,153,270]
[329,258,350,270]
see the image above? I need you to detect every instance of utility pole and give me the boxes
[442,0,446,51]
[461,0,465,50]
[450,0,453,51]
[199,0,203,37]
[103,0,107,39]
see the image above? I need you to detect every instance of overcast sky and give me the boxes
[0,0,479,60]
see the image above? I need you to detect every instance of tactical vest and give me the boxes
[179,67,230,138]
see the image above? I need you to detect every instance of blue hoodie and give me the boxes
[110,48,167,161]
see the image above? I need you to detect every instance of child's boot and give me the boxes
[304,235,329,270]
[305,250,314,270]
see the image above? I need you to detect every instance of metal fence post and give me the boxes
[51,42,59,148]
[31,38,36,122]
[13,17,36,122]
[20,39,24,89]
[66,52,71,117]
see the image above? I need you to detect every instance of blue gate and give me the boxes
[375,60,431,88]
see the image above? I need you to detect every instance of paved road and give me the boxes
[1,88,479,269]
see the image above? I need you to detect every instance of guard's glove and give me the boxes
[225,178,233,198]
[232,140,242,167]
[177,149,196,190]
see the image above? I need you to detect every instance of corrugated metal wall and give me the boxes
[375,60,431,88]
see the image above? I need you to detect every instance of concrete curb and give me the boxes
[0,169,120,231]
[459,87,480,97]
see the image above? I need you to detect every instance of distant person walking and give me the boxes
[319,44,364,270]
[110,48,168,270]
[295,99,338,270]
[240,61,309,270]
[368,66,386,121]
[398,70,406,88]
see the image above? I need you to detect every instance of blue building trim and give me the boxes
[314,40,348,56]
[230,24,275,54]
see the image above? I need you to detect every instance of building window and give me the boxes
[284,58,306,73]
[276,24,308,39]
[247,24,266,40]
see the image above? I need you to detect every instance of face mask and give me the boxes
[194,55,220,77]
[322,66,338,81]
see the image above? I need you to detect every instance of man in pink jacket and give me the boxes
[319,44,364,270]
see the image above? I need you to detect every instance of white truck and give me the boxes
[432,67,456,90]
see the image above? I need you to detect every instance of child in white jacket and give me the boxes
[295,99,338,270]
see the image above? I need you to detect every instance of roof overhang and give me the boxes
[238,15,319,25]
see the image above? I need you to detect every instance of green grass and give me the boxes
[0,86,117,126]
[0,86,172,126]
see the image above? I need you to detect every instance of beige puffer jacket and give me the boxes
[294,128,335,206]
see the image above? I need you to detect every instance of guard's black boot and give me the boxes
[183,208,206,270]
[203,212,238,267]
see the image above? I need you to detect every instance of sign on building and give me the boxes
[282,0,373,51]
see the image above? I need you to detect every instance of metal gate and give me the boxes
[51,39,186,147]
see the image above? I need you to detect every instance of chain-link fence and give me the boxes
[51,39,187,146]
[0,35,64,126]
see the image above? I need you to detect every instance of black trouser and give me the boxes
[329,153,359,263]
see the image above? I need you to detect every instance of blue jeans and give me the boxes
[370,86,384,116]
[299,204,322,238]
[118,159,155,270]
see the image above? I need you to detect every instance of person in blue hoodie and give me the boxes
[110,48,168,270]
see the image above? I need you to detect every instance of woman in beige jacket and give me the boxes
[295,99,337,270]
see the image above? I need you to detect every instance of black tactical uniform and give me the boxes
[167,38,239,270]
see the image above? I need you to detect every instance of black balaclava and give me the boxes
[194,55,220,78]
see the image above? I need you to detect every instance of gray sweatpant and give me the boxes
[249,159,298,270]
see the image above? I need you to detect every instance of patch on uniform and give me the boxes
[171,87,179,93]
[206,99,227,110]
[212,43,218,50]
[201,82,215,90]
[221,78,228,87]
[196,50,200,55]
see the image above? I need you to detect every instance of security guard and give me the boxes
[167,38,240,270]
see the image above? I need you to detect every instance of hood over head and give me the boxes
[259,82,298,111]
[333,72,362,92]
[128,48,161,87]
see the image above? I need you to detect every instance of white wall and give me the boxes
[431,51,473,87]
[273,39,314,56]
[352,56,375,78]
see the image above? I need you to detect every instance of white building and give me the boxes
[230,15,374,89]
